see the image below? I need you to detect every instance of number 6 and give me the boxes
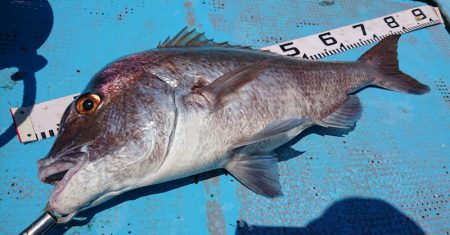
[318,32,338,46]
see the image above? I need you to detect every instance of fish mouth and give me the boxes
[39,160,75,185]
[38,147,88,185]
[38,145,92,218]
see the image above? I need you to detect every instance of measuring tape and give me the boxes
[262,5,443,58]
[9,5,444,143]
[10,94,79,142]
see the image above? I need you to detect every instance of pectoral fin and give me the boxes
[233,118,313,151]
[225,153,282,198]
[194,61,270,112]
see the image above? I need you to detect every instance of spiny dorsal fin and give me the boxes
[157,27,252,50]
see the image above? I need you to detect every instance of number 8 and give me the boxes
[384,16,399,28]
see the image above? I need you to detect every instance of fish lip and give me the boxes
[39,160,75,185]
[43,148,89,217]
[48,156,86,214]
[38,145,89,217]
[38,146,89,185]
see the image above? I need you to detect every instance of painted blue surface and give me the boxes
[0,0,449,234]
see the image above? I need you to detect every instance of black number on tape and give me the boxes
[279,42,300,56]
[318,32,338,46]
[412,8,427,20]
[352,23,367,36]
[384,16,400,28]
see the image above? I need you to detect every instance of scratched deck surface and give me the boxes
[0,0,449,234]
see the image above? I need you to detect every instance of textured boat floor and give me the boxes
[0,0,449,234]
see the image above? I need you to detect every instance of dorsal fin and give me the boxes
[157,27,253,50]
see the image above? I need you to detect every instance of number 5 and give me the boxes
[279,42,300,56]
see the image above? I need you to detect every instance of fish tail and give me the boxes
[358,35,430,95]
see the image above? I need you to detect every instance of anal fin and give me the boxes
[225,153,282,198]
[318,95,362,128]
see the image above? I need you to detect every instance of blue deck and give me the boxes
[0,0,449,234]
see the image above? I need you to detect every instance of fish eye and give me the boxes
[76,93,101,114]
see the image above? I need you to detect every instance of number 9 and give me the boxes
[412,9,427,20]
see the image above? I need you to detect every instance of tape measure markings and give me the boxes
[308,19,438,60]
[262,5,443,59]
[310,19,439,60]
[10,94,79,143]
[9,5,444,143]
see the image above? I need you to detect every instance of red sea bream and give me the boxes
[36,28,429,222]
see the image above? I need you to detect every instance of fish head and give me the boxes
[37,56,176,219]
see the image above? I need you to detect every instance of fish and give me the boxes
[37,28,429,222]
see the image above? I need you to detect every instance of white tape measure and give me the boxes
[262,5,443,59]
[9,5,444,143]
[10,94,79,142]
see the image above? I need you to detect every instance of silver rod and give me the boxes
[20,212,57,235]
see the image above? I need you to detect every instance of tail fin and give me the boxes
[358,35,430,95]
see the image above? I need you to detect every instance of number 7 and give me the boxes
[352,24,367,36]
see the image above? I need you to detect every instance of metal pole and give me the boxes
[20,212,57,235]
